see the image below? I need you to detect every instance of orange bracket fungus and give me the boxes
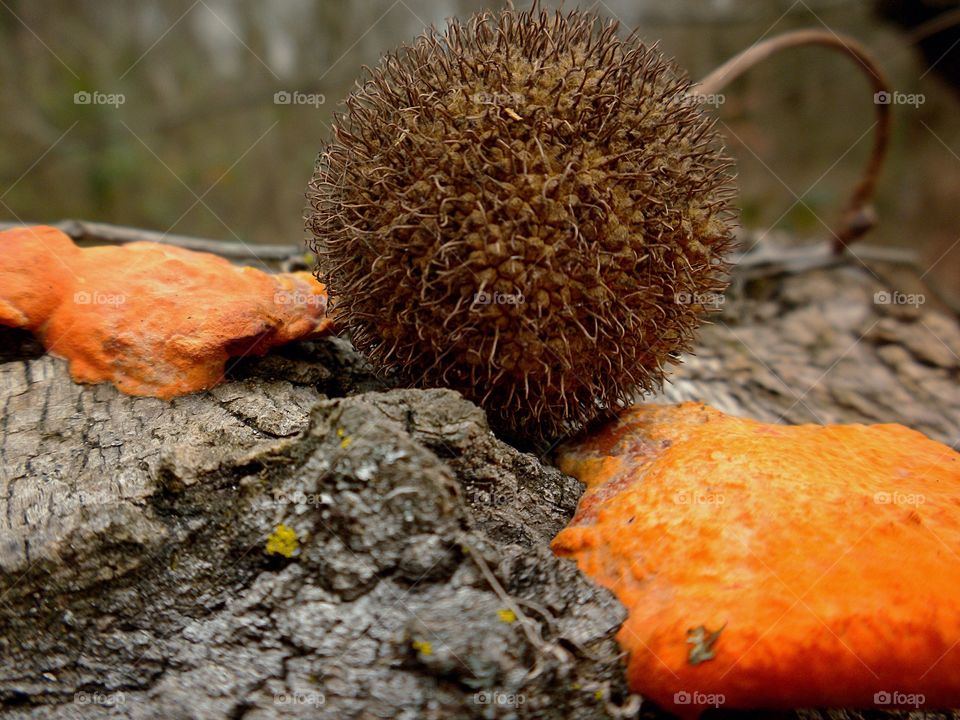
[0,225,332,398]
[551,402,960,715]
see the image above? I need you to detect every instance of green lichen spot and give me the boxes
[266,524,300,558]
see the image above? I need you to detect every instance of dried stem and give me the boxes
[899,7,960,47]
[695,29,892,253]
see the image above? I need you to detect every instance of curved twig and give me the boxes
[695,29,892,253]
[898,7,960,48]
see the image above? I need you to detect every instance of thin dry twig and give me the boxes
[695,29,892,254]
[897,6,960,47]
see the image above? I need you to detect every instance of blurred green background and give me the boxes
[0,0,957,289]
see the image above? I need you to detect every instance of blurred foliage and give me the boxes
[0,0,957,283]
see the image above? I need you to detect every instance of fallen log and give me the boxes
[0,229,958,719]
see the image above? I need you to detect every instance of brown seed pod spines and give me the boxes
[307,5,737,443]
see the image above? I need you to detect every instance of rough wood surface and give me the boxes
[0,337,630,720]
[0,236,958,719]
[664,259,960,445]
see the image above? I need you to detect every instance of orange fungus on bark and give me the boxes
[0,226,332,398]
[551,402,960,715]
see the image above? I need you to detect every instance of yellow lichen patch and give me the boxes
[265,524,300,558]
[411,639,433,656]
[497,608,517,624]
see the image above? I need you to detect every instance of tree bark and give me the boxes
[0,234,958,719]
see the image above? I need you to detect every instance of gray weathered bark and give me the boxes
[0,237,958,719]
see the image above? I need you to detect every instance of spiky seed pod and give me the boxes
[306,6,737,443]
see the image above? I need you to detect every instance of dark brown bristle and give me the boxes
[306,6,737,443]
